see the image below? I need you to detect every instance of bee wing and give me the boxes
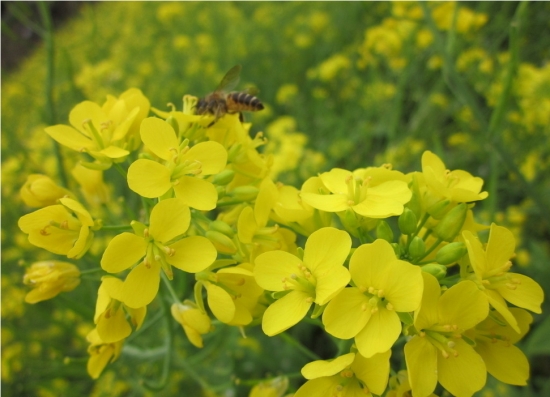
[216,65,242,92]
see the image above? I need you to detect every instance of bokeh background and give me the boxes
[2,2,550,396]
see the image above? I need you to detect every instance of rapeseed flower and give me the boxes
[23,261,80,303]
[20,174,73,207]
[404,273,489,397]
[101,198,217,308]
[295,350,390,397]
[127,117,227,210]
[94,277,146,343]
[323,239,423,357]
[300,167,411,218]
[171,301,212,348]
[18,198,96,259]
[462,223,543,332]
[254,227,351,336]
[86,328,123,379]
[45,99,141,169]
[197,263,264,326]
[421,150,488,204]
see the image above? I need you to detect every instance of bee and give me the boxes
[196,65,264,125]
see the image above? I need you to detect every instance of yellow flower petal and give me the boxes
[173,176,218,210]
[44,125,94,151]
[101,232,147,273]
[301,353,355,379]
[414,273,440,331]
[294,377,340,397]
[323,287,371,339]
[206,283,235,323]
[486,224,515,272]
[299,192,349,212]
[69,100,105,133]
[355,308,401,358]
[181,141,228,175]
[437,339,486,397]
[350,239,396,288]
[303,227,351,275]
[255,178,278,227]
[476,340,529,386]
[97,306,132,343]
[405,336,438,397]
[319,168,352,194]
[315,265,350,306]
[496,272,543,313]
[169,236,217,273]
[352,350,391,396]
[121,262,160,308]
[237,206,257,244]
[127,159,171,198]
[439,281,488,330]
[140,117,179,160]
[262,290,312,336]
[99,145,129,159]
[254,250,302,291]
[149,198,190,243]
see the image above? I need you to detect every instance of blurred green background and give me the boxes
[2,2,550,396]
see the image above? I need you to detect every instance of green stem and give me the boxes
[101,225,133,232]
[142,293,173,391]
[161,271,181,303]
[414,237,443,263]
[113,162,127,178]
[79,268,104,275]
[279,332,320,361]
[38,2,68,188]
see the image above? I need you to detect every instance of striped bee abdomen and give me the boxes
[226,92,264,113]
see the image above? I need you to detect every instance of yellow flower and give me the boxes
[295,350,391,397]
[127,117,227,210]
[300,167,411,218]
[197,263,264,326]
[462,224,543,332]
[18,198,96,259]
[467,308,533,386]
[249,376,289,397]
[102,88,151,151]
[23,260,80,303]
[86,328,123,379]
[171,301,212,348]
[421,150,488,203]
[20,174,72,207]
[404,273,489,397]
[101,198,217,308]
[254,227,351,336]
[94,277,146,344]
[45,99,140,169]
[323,239,423,357]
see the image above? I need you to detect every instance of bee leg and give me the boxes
[239,112,244,123]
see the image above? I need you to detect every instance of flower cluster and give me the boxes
[18,87,543,396]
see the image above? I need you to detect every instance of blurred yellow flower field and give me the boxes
[2,2,550,396]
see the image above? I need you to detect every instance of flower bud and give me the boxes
[426,198,451,219]
[209,220,235,238]
[205,230,237,254]
[407,175,422,220]
[166,115,179,136]
[408,236,426,259]
[211,169,235,186]
[339,209,359,235]
[376,220,394,243]
[23,261,81,303]
[20,174,72,207]
[420,263,447,280]
[436,241,467,265]
[230,186,259,202]
[433,203,468,242]
[398,208,417,235]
